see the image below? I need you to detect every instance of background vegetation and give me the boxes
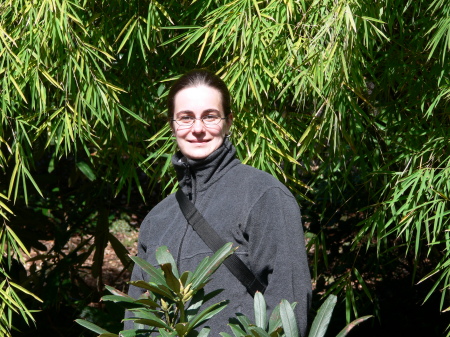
[0,0,449,336]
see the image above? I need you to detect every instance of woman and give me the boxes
[126,69,311,335]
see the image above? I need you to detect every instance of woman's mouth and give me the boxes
[188,140,209,143]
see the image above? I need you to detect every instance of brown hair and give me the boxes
[167,69,231,121]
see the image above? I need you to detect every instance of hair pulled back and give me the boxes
[167,69,231,121]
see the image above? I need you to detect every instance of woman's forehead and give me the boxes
[174,85,223,112]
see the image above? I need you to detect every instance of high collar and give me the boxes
[172,139,240,197]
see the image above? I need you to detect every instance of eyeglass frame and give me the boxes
[171,114,227,127]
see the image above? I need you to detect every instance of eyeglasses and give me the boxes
[172,115,226,127]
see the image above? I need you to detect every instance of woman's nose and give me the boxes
[191,118,205,133]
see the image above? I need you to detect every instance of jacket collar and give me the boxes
[172,139,240,195]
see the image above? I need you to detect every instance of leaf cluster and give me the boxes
[77,244,371,337]
[0,221,42,337]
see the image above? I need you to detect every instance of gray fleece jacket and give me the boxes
[126,139,311,336]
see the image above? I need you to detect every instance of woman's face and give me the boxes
[172,85,232,160]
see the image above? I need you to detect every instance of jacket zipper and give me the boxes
[177,163,194,270]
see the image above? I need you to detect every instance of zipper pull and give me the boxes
[184,163,193,201]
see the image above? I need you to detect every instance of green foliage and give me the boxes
[77,244,371,337]
[222,295,371,337]
[1,0,449,334]
[0,220,42,337]
[77,243,235,336]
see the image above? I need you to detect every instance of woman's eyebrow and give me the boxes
[203,109,221,114]
[175,110,194,116]
[175,109,221,116]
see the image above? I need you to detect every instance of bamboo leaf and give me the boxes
[76,161,96,181]
[75,319,115,335]
[335,315,373,337]
[9,283,42,303]
[108,233,133,271]
[9,76,27,103]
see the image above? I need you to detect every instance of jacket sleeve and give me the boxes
[124,222,148,329]
[246,187,312,337]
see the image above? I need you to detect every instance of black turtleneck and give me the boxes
[172,138,240,202]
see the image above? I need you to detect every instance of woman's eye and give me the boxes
[179,116,193,121]
[204,115,219,121]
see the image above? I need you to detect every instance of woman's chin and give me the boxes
[183,150,211,160]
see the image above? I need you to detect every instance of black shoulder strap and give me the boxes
[175,189,266,297]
